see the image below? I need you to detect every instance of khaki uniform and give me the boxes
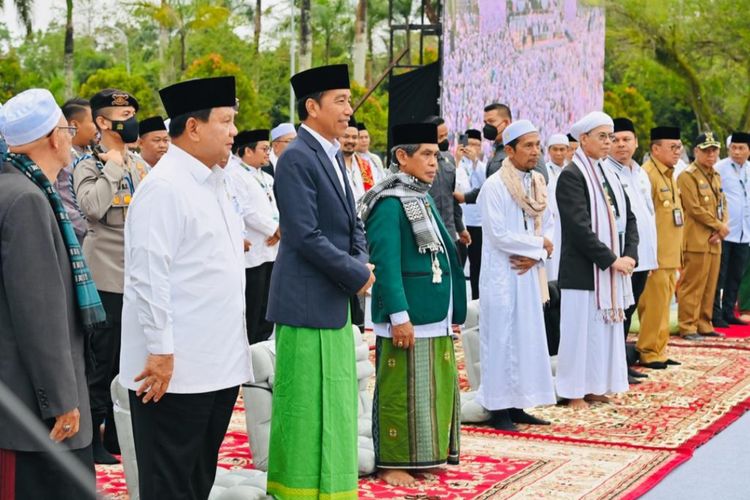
[73,149,149,293]
[676,162,727,335]
[637,158,684,363]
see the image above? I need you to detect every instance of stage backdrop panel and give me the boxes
[442,0,605,144]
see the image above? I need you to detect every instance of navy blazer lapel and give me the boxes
[299,128,350,213]
[335,152,356,221]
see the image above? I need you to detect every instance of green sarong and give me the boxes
[267,321,358,499]
[373,335,460,469]
[739,264,750,313]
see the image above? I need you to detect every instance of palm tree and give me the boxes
[63,0,74,98]
[299,0,312,71]
[254,0,261,54]
[353,0,367,83]
[0,0,33,37]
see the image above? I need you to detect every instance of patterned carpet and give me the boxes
[96,334,750,499]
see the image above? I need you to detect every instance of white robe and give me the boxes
[544,162,564,281]
[475,171,556,410]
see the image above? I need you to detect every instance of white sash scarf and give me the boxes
[572,149,634,323]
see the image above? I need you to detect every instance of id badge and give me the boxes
[673,208,684,227]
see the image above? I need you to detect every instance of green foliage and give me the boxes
[603,84,654,158]
[0,51,34,102]
[79,67,161,117]
[351,81,388,152]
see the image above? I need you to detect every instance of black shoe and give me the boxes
[102,422,121,456]
[508,408,550,425]
[640,361,668,369]
[701,331,726,338]
[665,359,682,366]
[628,367,648,378]
[628,376,642,385]
[682,333,703,341]
[93,435,119,465]
[488,410,518,431]
[726,316,748,325]
[713,318,730,328]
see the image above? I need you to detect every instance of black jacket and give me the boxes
[556,162,638,290]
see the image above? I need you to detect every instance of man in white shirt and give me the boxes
[604,117,658,383]
[714,132,750,326]
[268,122,296,176]
[120,76,252,500]
[228,129,280,344]
[355,121,386,177]
[544,133,569,282]
[456,128,486,298]
[341,119,367,200]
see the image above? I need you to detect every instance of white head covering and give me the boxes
[0,89,62,147]
[271,123,296,141]
[502,119,537,145]
[727,134,733,148]
[547,133,569,147]
[570,111,614,141]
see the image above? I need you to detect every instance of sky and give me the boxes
[2,0,56,38]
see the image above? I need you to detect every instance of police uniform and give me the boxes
[676,134,727,336]
[71,89,148,462]
[636,127,684,365]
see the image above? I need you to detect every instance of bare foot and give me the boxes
[584,394,611,403]
[378,469,417,487]
[567,398,588,409]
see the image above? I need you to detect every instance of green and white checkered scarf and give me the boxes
[6,152,106,328]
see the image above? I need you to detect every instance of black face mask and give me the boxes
[438,139,449,152]
[482,123,498,142]
[108,116,139,143]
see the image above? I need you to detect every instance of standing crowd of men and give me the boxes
[1,61,750,500]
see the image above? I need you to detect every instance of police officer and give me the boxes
[72,88,149,464]
[676,133,728,340]
[637,126,684,369]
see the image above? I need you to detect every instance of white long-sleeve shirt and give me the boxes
[120,145,252,394]
[226,159,279,268]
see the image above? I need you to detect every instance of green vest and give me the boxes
[365,195,467,326]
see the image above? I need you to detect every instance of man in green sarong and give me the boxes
[358,122,467,487]
[265,64,376,499]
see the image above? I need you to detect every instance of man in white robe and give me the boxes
[544,133,569,281]
[555,111,639,409]
[477,120,556,431]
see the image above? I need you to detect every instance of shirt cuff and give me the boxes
[390,311,410,326]
[144,324,175,355]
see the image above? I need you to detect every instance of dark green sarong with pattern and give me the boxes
[373,335,460,469]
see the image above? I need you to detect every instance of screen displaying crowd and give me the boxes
[442,0,605,145]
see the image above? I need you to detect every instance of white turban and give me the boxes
[0,89,62,147]
[547,133,569,147]
[570,111,614,141]
[271,123,296,141]
[502,119,537,145]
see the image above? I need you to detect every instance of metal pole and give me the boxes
[290,0,296,122]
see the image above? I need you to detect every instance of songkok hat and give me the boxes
[650,126,681,141]
[0,89,63,147]
[235,129,269,146]
[356,122,367,131]
[502,119,537,145]
[347,116,358,128]
[291,64,350,98]
[693,131,721,150]
[159,76,236,118]
[138,116,167,136]
[547,133,569,147]
[566,133,578,143]
[90,88,139,112]
[466,129,482,141]
[392,123,438,145]
[613,117,636,134]
[570,111,614,140]
[730,132,750,145]
[271,123,295,141]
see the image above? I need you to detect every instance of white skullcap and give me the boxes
[271,123,296,141]
[727,134,732,148]
[502,119,537,145]
[547,133,569,147]
[0,89,62,147]
[570,111,614,141]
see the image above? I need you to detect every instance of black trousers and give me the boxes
[129,386,239,500]
[467,226,483,300]
[2,445,95,499]
[714,241,750,320]
[245,262,274,345]
[87,291,122,429]
[624,270,650,340]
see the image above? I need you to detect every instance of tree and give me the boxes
[299,0,312,71]
[603,84,655,159]
[254,0,261,54]
[311,0,349,65]
[63,0,74,99]
[79,67,161,117]
[353,0,366,84]
[0,0,33,38]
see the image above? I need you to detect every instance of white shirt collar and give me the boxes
[168,144,213,185]
[301,123,341,159]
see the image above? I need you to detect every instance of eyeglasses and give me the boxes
[668,144,683,152]
[258,146,271,153]
[274,139,293,144]
[588,132,616,142]
[52,126,78,137]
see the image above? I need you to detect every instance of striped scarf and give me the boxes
[5,152,106,328]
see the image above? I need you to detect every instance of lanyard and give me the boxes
[656,164,676,203]
[695,164,721,201]
[732,163,748,196]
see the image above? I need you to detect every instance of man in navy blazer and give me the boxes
[265,64,375,500]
